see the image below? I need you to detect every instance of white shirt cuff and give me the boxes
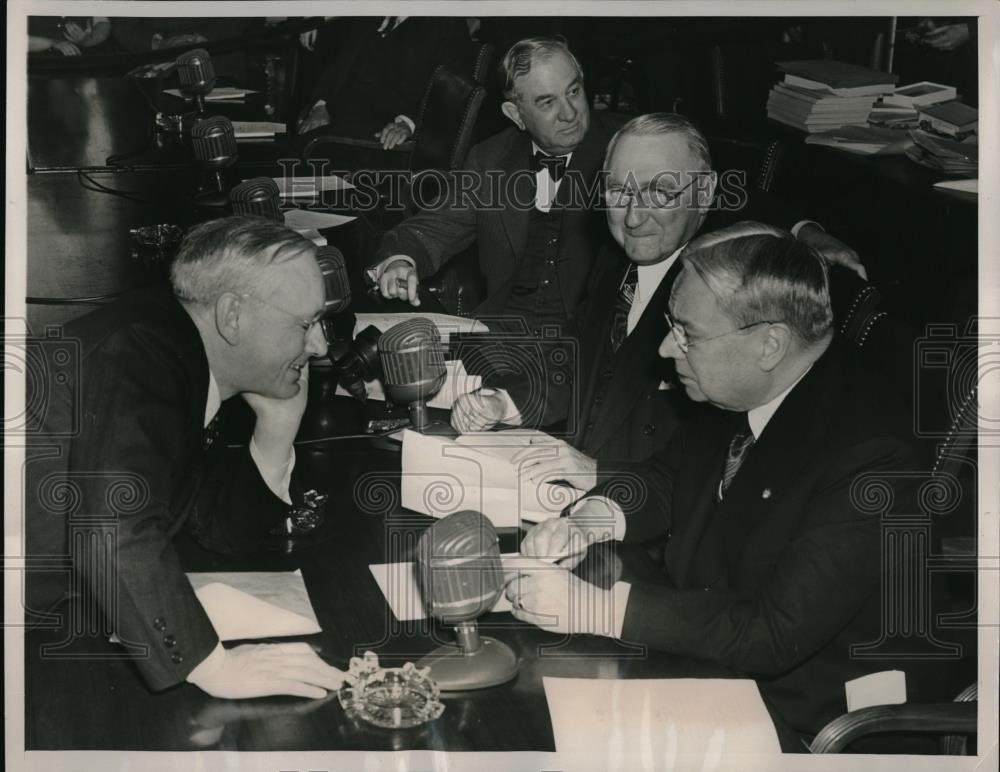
[394,114,416,134]
[367,254,417,285]
[568,496,627,542]
[493,387,524,426]
[249,438,295,505]
[186,641,225,684]
[611,581,632,639]
[791,220,822,238]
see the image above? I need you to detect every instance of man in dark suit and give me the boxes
[508,233,944,747]
[450,113,863,490]
[370,37,621,328]
[26,217,344,700]
[297,16,471,149]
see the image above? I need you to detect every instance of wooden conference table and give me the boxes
[25,388,725,752]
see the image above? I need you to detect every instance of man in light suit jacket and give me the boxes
[26,217,344,700]
[510,233,951,747]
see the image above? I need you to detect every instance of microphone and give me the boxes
[229,177,282,222]
[175,48,216,113]
[415,510,518,691]
[377,318,447,431]
[331,325,382,401]
[191,116,237,210]
[316,246,351,316]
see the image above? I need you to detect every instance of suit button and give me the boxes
[163,635,177,648]
[594,397,602,406]
[586,421,595,431]
[153,618,167,631]
[643,424,656,435]
[171,652,184,664]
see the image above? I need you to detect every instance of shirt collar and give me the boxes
[747,364,812,440]
[204,370,221,428]
[635,244,685,302]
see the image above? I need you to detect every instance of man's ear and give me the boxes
[501,100,525,131]
[215,293,242,346]
[695,170,718,211]
[758,323,791,372]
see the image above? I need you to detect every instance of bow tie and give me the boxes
[531,151,568,181]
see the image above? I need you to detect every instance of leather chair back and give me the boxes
[410,64,486,175]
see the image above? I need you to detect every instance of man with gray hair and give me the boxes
[27,216,345,700]
[509,232,936,747]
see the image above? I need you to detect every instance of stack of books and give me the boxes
[871,81,958,129]
[767,60,897,133]
[917,101,978,139]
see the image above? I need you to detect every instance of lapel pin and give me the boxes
[761,488,772,499]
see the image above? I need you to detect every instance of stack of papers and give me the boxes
[164,87,257,102]
[805,125,914,155]
[905,130,978,175]
[543,677,781,764]
[400,429,585,527]
[768,60,897,133]
[232,121,287,139]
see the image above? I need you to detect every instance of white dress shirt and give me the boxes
[531,141,572,213]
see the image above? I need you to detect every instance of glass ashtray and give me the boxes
[338,651,445,729]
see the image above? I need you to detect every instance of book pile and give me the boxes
[767,60,897,133]
[917,101,978,139]
[904,130,978,176]
[871,81,958,129]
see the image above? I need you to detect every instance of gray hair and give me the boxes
[170,216,315,304]
[500,37,583,102]
[682,233,833,345]
[604,112,712,171]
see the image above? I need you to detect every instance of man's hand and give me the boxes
[512,435,597,491]
[376,120,414,150]
[62,21,92,44]
[796,224,867,280]
[923,23,971,51]
[52,40,82,56]
[505,558,614,636]
[451,390,506,433]
[187,642,345,699]
[298,103,331,134]
[377,258,420,306]
[243,364,309,468]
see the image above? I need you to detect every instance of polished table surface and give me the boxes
[25,392,723,752]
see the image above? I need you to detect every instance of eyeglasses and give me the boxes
[664,311,776,355]
[242,293,324,338]
[604,176,700,209]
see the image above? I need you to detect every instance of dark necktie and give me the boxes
[609,263,638,354]
[203,414,220,451]
[718,415,755,501]
[531,150,568,181]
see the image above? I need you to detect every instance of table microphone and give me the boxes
[191,116,237,210]
[230,177,282,222]
[176,48,216,113]
[415,510,518,691]
[317,246,351,316]
[377,318,447,431]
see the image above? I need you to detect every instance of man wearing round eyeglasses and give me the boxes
[511,233,947,749]
[26,217,346,703]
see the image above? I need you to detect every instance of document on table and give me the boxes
[400,429,584,527]
[164,87,257,101]
[543,677,782,765]
[231,121,287,139]
[283,209,356,231]
[187,569,321,641]
[354,312,489,345]
[368,558,517,621]
[334,358,481,409]
[274,174,355,197]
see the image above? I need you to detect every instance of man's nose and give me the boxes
[624,196,645,228]
[557,97,578,123]
[306,322,328,358]
[659,331,683,360]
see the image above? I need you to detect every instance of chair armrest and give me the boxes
[809,702,977,753]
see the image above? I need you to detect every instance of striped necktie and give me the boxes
[718,415,755,501]
[609,263,638,354]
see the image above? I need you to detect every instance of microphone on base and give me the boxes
[377,318,446,431]
[191,116,237,210]
[175,48,216,114]
[229,177,282,222]
[415,510,519,691]
[316,245,352,348]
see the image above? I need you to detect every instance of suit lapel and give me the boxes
[497,135,534,269]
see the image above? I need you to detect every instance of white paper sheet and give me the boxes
[845,670,907,712]
[231,121,287,138]
[933,178,978,194]
[368,560,514,621]
[400,429,583,528]
[274,175,355,197]
[164,87,257,101]
[354,312,489,345]
[334,359,481,410]
[543,677,782,766]
[186,569,321,641]
[283,209,356,230]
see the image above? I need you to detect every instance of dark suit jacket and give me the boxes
[373,112,625,319]
[309,17,470,138]
[595,342,949,743]
[25,287,289,691]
